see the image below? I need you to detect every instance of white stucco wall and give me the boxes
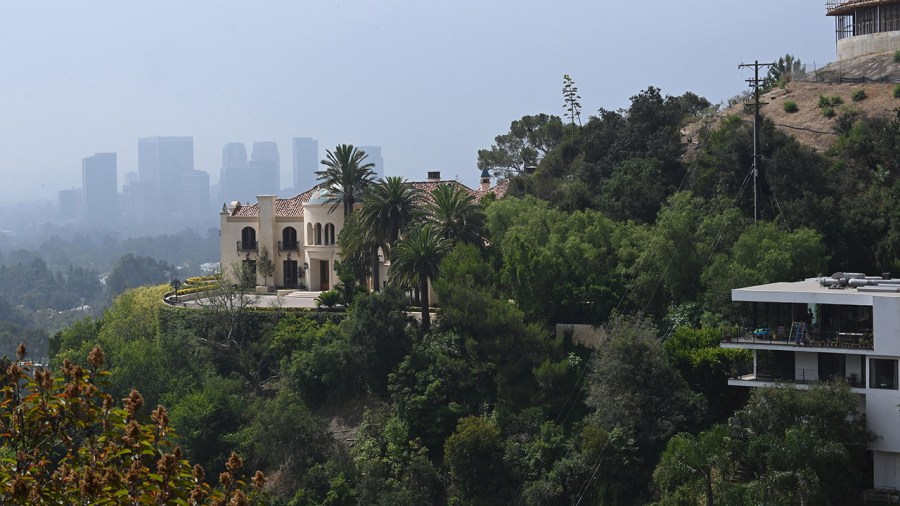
[867,390,900,453]
[874,297,900,357]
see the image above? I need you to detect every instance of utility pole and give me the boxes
[738,60,774,223]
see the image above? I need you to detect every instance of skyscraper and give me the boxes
[222,142,247,170]
[180,170,211,221]
[358,145,384,179]
[138,136,194,221]
[219,142,256,204]
[292,137,318,193]
[251,141,280,195]
[57,189,80,219]
[81,153,118,225]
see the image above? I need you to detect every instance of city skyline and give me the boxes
[1,1,837,201]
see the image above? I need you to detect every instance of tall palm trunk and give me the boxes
[420,277,430,332]
[371,243,381,292]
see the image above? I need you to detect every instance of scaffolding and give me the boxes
[826,0,900,40]
[827,0,900,16]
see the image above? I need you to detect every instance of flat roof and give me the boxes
[731,278,900,305]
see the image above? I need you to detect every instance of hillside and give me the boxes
[684,53,900,158]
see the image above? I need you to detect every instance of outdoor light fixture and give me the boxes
[303,262,309,270]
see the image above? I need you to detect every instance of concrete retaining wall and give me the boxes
[838,31,900,60]
[556,324,607,349]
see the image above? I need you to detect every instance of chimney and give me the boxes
[480,168,491,191]
[427,171,441,182]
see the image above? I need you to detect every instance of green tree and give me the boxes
[444,416,510,505]
[337,212,382,292]
[256,245,275,287]
[663,326,750,424]
[316,144,377,217]
[388,331,477,451]
[477,114,565,178]
[351,409,444,505]
[358,177,422,290]
[765,54,805,88]
[426,184,486,245]
[487,197,621,324]
[343,288,412,395]
[586,314,703,489]
[653,425,731,506]
[361,177,423,249]
[702,222,828,319]
[389,224,451,332]
[728,383,872,504]
[105,253,176,298]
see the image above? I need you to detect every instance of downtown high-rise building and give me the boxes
[138,136,194,221]
[180,170,211,221]
[357,145,384,179]
[292,137,318,193]
[57,188,81,219]
[251,141,280,195]
[81,153,117,225]
[219,142,255,204]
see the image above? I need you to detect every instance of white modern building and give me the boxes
[722,273,900,490]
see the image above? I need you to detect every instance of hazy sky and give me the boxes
[1,1,837,201]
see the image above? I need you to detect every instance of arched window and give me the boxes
[240,227,257,251]
[282,227,298,250]
[315,223,323,245]
[324,223,335,245]
[306,223,314,245]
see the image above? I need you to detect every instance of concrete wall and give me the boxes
[875,451,900,489]
[874,297,900,357]
[556,324,606,349]
[867,389,900,453]
[837,31,900,60]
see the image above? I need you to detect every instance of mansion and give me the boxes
[219,170,507,292]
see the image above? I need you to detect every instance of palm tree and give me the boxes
[389,224,451,332]
[315,144,377,217]
[360,177,423,253]
[358,177,423,291]
[336,211,379,293]
[426,184,486,245]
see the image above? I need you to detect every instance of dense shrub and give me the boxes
[315,289,342,308]
[783,100,798,113]
[894,49,900,63]
[894,84,900,98]
[851,89,866,102]
[822,106,836,118]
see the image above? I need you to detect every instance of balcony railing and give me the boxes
[722,330,873,350]
[278,240,300,252]
[236,241,258,252]
[731,368,866,388]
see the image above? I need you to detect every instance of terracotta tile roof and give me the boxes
[231,185,320,218]
[408,179,508,204]
[479,178,509,200]
[229,178,507,219]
